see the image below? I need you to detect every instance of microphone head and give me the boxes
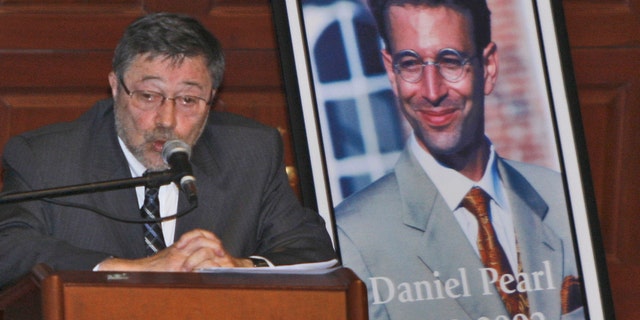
[162,140,192,164]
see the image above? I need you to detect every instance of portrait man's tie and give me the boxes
[461,187,529,317]
[142,185,166,256]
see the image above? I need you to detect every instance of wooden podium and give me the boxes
[0,264,368,320]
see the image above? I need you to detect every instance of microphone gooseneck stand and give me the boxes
[0,171,178,205]
[0,170,198,223]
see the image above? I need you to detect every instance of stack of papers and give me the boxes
[198,259,340,274]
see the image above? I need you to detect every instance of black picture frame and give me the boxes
[272,0,614,318]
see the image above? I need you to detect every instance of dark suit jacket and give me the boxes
[0,99,336,287]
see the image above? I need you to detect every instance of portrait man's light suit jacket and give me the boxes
[0,99,335,287]
[336,147,583,320]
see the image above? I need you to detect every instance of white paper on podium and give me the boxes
[197,259,340,275]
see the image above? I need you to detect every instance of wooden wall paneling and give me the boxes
[211,0,269,6]
[1,92,109,137]
[563,1,640,47]
[0,13,138,50]
[142,0,212,16]
[203,4,276,49]
[221,50,282,88]
[564,0,640,318]
[0,52,113,89]
[576,86,622,252]
[575,49,640,263]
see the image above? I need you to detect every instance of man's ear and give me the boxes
[381,49,399,96]
[108,72,119,98]
[482,42,498,95]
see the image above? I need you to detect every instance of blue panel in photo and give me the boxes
[354,8,385,76]
[370,90,404,153]
[339,174,372,199]
[326,99,364,159]
[314,21,351,83]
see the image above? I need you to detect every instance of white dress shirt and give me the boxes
[408,134,519,271]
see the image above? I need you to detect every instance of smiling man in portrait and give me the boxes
[335,1,585,319]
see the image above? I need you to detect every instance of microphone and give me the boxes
[162,140,197,204]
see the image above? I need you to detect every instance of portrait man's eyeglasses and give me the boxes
[392,48,475,83]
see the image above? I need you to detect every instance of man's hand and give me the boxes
[174,228,253,269]
[97,229,253,272]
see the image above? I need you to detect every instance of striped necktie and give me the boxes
[141,185,165,256]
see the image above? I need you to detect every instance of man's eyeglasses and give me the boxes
[392,48,475,83]
[119,78,211,114]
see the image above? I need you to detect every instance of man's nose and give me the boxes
[155,99,177,128]
[419,65,447,105]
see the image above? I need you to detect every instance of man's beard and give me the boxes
[136,128,178,171]
[115,116,178,171]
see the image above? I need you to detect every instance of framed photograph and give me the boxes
[272,0,614,318]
